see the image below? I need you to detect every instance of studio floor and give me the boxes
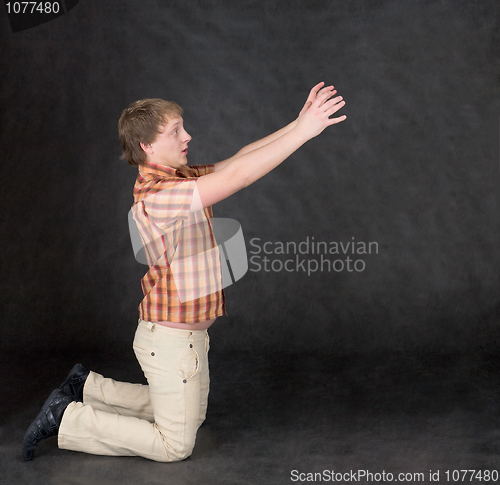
[1,348,500,485]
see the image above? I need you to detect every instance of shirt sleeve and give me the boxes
[188,164,215,177]
[143,179,197,231]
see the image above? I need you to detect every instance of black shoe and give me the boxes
[59,363,89,402]
[22,388,73,461]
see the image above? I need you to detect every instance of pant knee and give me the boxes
[174,436,196,461]
[155,432,195,462]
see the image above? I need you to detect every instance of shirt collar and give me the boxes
[138,160,192,179]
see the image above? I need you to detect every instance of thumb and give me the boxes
[299,101,312,116]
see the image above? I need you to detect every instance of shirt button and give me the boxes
[189,344,193,348]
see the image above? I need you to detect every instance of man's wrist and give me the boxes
[290,124,311,145]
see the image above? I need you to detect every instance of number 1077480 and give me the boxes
[5,2,61,14]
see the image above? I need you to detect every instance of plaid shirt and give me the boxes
[131,160,226,323]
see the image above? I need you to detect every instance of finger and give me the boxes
[316,87,337,104]
[315,88,335,104]
[322,96,345,113]
[323,91,338,107]
[314,87,336,107]
[306,82,325,104]
[309,82,325,98]
[317,85,335,95]
[308,83,337,101]
[325,95,344,106]
[328,114,347,125]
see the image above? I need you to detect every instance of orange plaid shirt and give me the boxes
[131,160,226,323]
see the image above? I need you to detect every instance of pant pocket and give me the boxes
[177,348,200,382]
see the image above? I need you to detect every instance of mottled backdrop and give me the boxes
[1,0,498,357]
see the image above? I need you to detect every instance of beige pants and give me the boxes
[58,320,210,462]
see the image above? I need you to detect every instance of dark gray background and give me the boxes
[2,2,500,483]
[1,0,499,357]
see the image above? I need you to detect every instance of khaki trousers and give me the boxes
[58,320,210,462]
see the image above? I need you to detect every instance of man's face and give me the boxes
[147,117,192,169]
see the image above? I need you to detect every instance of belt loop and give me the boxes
[146,321,156,332]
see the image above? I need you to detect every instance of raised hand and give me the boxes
[296,82,346,140]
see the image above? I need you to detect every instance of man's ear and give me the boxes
[140,142,153,154]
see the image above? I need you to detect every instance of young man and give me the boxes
[22,82,346,462]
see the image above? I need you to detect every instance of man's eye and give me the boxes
[173,130,178,135]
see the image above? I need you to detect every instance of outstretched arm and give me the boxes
[212,82,334,172]
[193,83,346,210]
